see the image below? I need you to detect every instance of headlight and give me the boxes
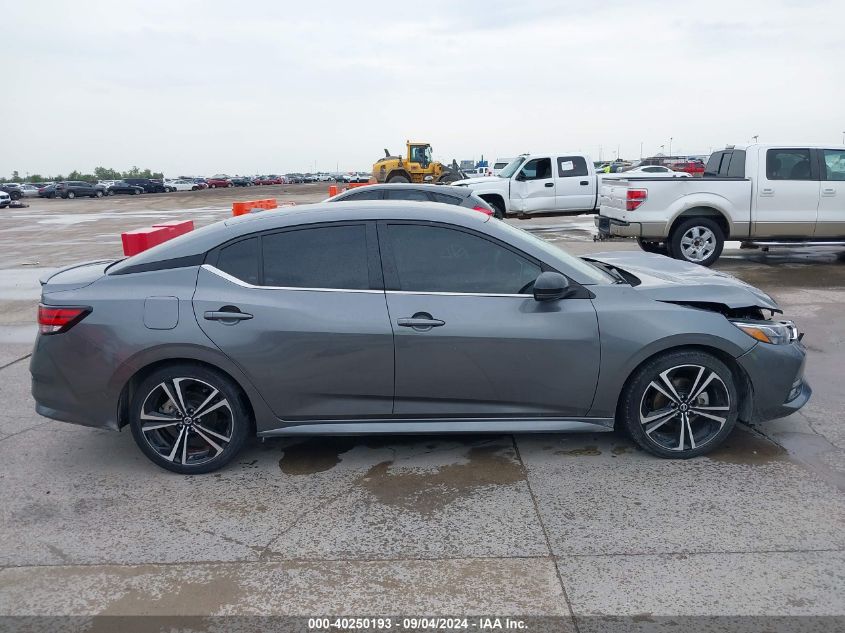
[730,319,798,345]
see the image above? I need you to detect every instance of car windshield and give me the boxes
[498,157,526,178]
[494,222,616,284]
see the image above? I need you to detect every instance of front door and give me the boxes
[815,148,845,237]
[378,221,600,418]
[753,147,820,237]
[513,157,556,213]
[193,223,394,421]
[554,155,595,211]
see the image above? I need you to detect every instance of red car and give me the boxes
[206,177,232,188]
[671,161,705,176]
[255,176,282,185]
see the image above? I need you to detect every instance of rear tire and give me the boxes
[668,217,724,267]
[66,191,76,199]
[129,364,251,474]
[95,190,104,198]
[618,350,738,459]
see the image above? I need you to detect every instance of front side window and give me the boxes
[823,150,845,181]
[557,156,588,177]
[499,157,525,178]
[519,158,552,181]
[386,224,540,294]
[766,149,812,180]
[263,225,369,289]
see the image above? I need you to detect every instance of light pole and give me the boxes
[660,145,665,154]
[668,137,673,156]
[842,131,845,144]
[640,142,643,160]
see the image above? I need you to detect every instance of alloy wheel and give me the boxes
[639,364,731,452]
[680,226,716,262]
[139,377,234,466]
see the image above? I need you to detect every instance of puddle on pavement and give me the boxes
[356,445,524,514]
[556,445,602,456]
[772,431,845,492]
[278,437,359,475]
[707,426,787,465]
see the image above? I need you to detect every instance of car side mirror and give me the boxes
[515,172,526,182]
[533,272,573,302]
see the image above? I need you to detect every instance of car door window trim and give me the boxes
[202,264,384,294]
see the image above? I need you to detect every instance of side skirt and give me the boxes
[258,417,615,437]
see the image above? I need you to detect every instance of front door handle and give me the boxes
[580,180,589,185]
[760,187,775,196]
[544,182,554,188]
[397,313,445,331]
[822,187,836,196]
[204,309,253,322]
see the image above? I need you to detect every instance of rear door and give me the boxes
[193,222,394,420]
[554,156,594,210]
[513,157,556,212]
[753,147,820,237]
[378,221,600,418]
[814,148,845,237]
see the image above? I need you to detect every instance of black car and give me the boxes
[230,177,253,187]
[0,184,23,201]
[55,181,102,199]
[124,178,166,193]
[328,183,496,216]
[38,184,58,198]
[107,181,145,196]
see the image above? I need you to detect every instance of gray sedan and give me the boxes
[30,202,811,473]
[328,183,497,216]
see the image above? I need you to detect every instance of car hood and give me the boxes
[454,176,503,187]
[583,251,781,312]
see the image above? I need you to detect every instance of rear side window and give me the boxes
[341,190,382,201]
[262,225,369,289]
[384,188,429,202]
[557,156,588,177]
[822,150,845,181]
[767,149,812,180]
[385,224,540,294]
[520,158,552,180]
[217,237,259,285]
[430,192,461,205]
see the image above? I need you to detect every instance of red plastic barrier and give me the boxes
[232,199,278,216]
[328,185,338,197]
[152,219,194,237]
[121,227,172,256]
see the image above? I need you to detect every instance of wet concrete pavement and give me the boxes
[0,189,844,626]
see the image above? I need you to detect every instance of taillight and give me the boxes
[37,304,90,334]
[626,188,648,211]
[472,205,494,216]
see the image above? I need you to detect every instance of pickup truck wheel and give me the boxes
[636,238,667,255]
[669,218,724,267]
[484,198,505,219]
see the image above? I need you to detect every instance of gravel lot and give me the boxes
[0,185,843,628]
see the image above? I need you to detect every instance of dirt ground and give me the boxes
[0,186,843,628]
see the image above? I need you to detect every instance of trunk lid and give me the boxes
[40,260,114,294]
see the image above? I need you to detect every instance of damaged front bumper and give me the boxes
[737,338,811,423]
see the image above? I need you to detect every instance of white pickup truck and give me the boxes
[596,143,845,266]
[454,153,599,218]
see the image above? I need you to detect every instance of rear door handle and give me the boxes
[204,310,253,322]
[397,315,445,330]
[822,188,836,196]
[544,182,554,188]
[580,180,589,186]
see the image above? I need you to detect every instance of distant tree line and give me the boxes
[2,166,165,183]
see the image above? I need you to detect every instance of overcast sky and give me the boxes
[2,0,843,177]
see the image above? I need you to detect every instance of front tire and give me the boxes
[387,174,410,183]
[618,350,738,459]
[129,364,251,474]
[485,197,505,219]
[66,191,76,199]
[668,217,724,266]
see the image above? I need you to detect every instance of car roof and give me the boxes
[108,201,490,274]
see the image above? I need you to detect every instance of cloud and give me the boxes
[1,0,843,176]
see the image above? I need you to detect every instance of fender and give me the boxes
[664,190,750,238]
